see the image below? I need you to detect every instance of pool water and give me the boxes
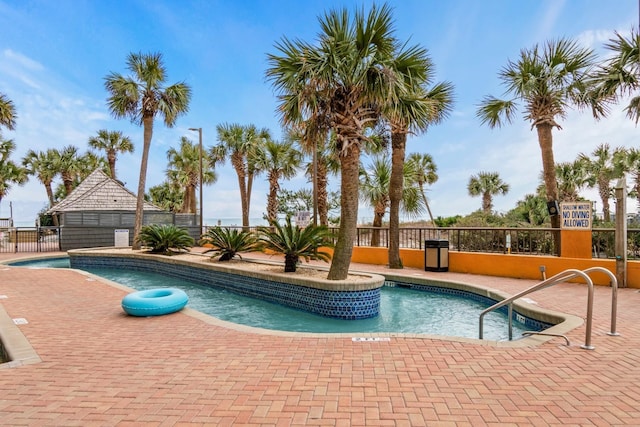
[11,257,534,340]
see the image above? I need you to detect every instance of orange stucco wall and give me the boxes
[349,246,638,288]
[560,230,592,258]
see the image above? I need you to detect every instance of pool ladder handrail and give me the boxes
[479,267,619,350]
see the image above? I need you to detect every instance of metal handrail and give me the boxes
[479,267,618,350]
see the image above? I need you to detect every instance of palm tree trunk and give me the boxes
[536,123,560,255]
[327,143,360,280]
[599,179,611,222]
[133,115,153,250]
[317,160,329,226]
[189,183,197,214]
[482,193,492,213]
[536,123,560,229]
[44,182,59,226]
[62,173,74,196]
[284,254,298,272]
[108,152,116,179]
[179,189,190,214]
[267,171,279,222]
[231,154,249,229]
[388,131,405,268]
[371,203,385,247]
[247,171,254,227]
[419,184,435,225]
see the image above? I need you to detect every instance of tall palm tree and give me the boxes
[105,52,191,249]
[22,149,60,225]
[359,154,422,247]
[266,4,402,280]
[88,129,134,180]
[212,123,270,228]
[385,45,454,268]
[253,138,302,223]
[406,152,439,224]
[0,93,16,131]
[579,143,624,222]
[592,28,639,123]
[467,171,510,213]
[166,136,217,214]
[477,38,605,229]
[0,138,27,206]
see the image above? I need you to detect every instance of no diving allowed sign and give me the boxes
[560,202,592,230]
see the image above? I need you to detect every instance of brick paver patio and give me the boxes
[1,251,639,426]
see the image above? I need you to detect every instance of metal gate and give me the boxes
[0,227,62,253]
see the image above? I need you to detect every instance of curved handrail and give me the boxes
[479,267,618,350]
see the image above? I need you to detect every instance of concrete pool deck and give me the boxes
[1,251,639,425]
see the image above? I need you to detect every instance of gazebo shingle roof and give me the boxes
[47,169,162,213]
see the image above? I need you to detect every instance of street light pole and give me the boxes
[188,127,203,234]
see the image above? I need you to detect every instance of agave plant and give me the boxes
[199,227,258,261]
[136,224,194,255]
[257,217,334,272]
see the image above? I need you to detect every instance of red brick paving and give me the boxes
[1,251,640,426]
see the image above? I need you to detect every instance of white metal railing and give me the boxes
[479,267,619,350]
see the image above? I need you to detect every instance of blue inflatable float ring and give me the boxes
[121,288,189,317]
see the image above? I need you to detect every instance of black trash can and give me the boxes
[424,239,449,272]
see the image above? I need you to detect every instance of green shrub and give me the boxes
[257,217,333,272]
[136,224,194,255]
[200,227,258,261]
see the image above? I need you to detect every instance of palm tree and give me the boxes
[257,217,333,273]
[406,152,439,225]
[105,52,192,249]
[288,125,339,227]
[55,145,81,196]
[212,123,269,228]
[385,46,454,268]
[515,193,549,226]
[555,159,588,202]
[592,28,639,123]
[0,93,16,131]
[254,138,302,223]
[79,151,109,180]
[266,4,403,280]
[22,149,60,225]
[167,136,217,214]
[579,143,624,222]
[621,147,640,210]
[88,129,134,180]
[200,227,258,261]
[467,171,510,213]
[0,138,27,206]
[359,154,422,247]
[477,38,605,229]
[147,181,184,212]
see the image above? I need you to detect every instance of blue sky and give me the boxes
[0,0,638,225]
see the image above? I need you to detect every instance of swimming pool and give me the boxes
[8,256,547,341]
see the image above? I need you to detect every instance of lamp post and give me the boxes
[188,127,203,233]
